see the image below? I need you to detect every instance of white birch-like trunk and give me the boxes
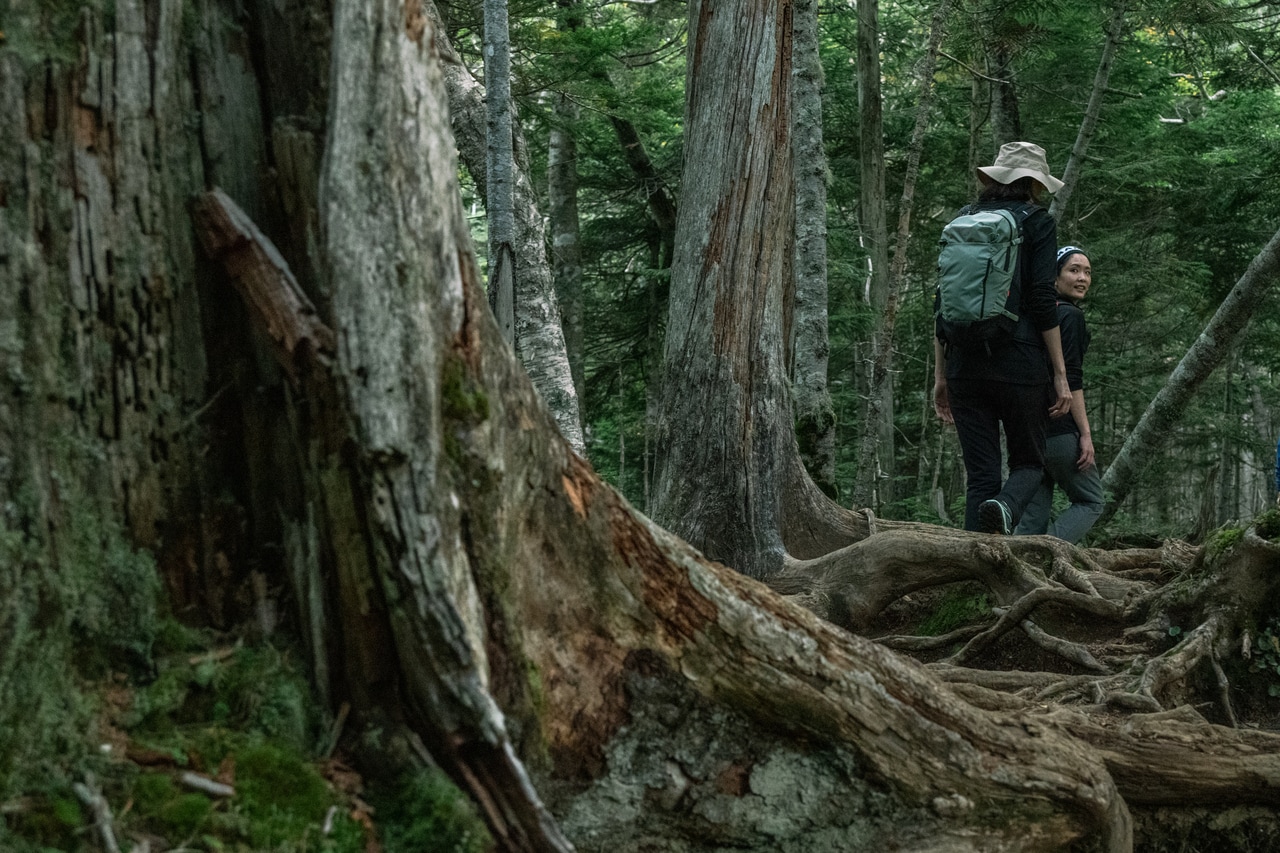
[484,0,516,345]
[548,93,585,407]
[429,2,584,451]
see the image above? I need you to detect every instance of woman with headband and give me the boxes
[1015,245,1104,543]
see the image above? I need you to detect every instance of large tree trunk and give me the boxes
[0,0,217,785]
[650,0,798,576]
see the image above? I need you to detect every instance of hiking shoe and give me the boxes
[979,499,1012,535]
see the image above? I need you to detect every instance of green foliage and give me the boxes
[0,0,109,65]
[0,786,85,851]
[372,767,493,853]
[1246,617,1280,698]
[917,590,991,637]
[1254,509,1280,542]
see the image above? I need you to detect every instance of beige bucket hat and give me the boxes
[977,141,1064,194]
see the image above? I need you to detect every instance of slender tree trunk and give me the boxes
[853,0,951,514]
[1100,226,1280,524]
[851,0,893,512]
[988,45,1021,150]
[969,64,985,183]
[431,2,584,451]
[548,95,585,408]
[604,112,677,502]
[601,104,679,500]
[791,0,838,499]
[1050,2,1130,222]
[485,0,517,345]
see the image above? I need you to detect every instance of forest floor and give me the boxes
[1,625,492,853]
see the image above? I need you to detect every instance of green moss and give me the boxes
[371,767,492,853]
[0,788,84,851]
[235,743,332,848]
[132,772,212,838]
[129,643,318,753]
[1,0,107,66]
[441,358,491,425]
[1254,509,1280,542]
[917,591,991,637]
[1205,525,1245,563]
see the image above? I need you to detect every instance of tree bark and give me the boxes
[988,45,1021,151]
[651,0,798,576]
[1049,2,1130,223]
[1100,225,1280,524]
[321,1,571,846]
[791,0,838,500]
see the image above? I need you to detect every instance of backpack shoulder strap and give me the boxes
[1010,201,1040,227]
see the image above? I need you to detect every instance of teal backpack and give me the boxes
[935,202,1035,350]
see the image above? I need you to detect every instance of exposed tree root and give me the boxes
[778,515,1280,772]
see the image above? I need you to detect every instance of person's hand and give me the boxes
[933,380,953,424]
[1049,375,1072,418]
[1077,435,1096,471]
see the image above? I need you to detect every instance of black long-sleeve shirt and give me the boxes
[1047,299,1091,437]
[937,202,1059,385]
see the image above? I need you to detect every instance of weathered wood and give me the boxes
[191,189,335,379]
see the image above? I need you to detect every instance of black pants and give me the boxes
[948,378,1049,531]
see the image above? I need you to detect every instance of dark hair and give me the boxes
[978,176,1040,203]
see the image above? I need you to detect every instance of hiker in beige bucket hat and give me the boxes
[934,140,1072,534]
[977,141,1065,195]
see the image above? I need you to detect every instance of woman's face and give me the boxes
[1056,253,1092,301]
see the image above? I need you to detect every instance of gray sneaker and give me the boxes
[979,499,1012,535]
